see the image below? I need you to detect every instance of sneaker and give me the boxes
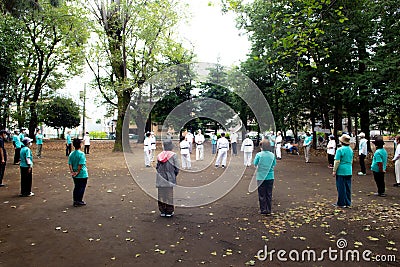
[222,165,225,168]
[28,192,35,197]
[73,201,86,207]
[215,165,219,168]
[332,203,346,208]
[165,212,174,217]
[357,172,366,176]
[379,193,387,197]
[393,183,400,187]
[0,184,6,187]
[160,213,166,217]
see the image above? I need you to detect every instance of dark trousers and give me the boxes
[0,162,6,184]
[14,148,21,164]
[336,175,352,207]
[373,171,385,195]
[359,154,366,174]
[257,179,274,214]
[73,178,87,202]
[158,187,174,215]
[66,144,72,156]
[84,145,90,154]
[20,167,32,196]
[232,142,237,155]
[328,154,335,166]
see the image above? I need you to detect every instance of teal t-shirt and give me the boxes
[304,135,313,146]
[36,134,43,145]
[13,135,22,149]
[19,133,25,142]
[254,150,276,180]
[334,145,353,175]
[20,146,33,168]
[68,150,88,178]
[66,134,72,144]
[371,148,387,173]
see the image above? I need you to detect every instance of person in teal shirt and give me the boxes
[371,138,388,197]
[304,132,313,163]
[18,129,25,142]
[68,138,89,207]
[65,131,72,156]
[332,134,353,208]
[211,133,217,154]
[35,129,43,158]
[19,137,34,197]
[12,130,22,164]
[254,139,277,216]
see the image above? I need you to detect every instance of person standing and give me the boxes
[150,132,156,162]
[304,132,313,163]
[35,129,44,158]
[19,137,34,197]
[332,134,353,208]
[179,136,191,170]
[267,131,276,153]
[144,132,152,167]
[357,132,368,176]
[211,132,217,154]
[195,129,205,161]
[68,138,89,207]
[12,130,22,165]
[83,132,91,154]
[371,138,388,197]
[156,140,179,217]
[275,131,283,160]
[215,132,229,168]
[65,131,72,156]
[392,135,400,187]
[327,135,336,168]
[19,129,26,143]
[230,131,238,156]
[254,140,276,216]
[186,130,194,154]
[0,130,8,187]
[241,134,254,167]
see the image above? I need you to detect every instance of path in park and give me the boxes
[0,141,399,266]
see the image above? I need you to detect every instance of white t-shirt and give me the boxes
[230,132,238,143]
[83,135,90,145]
[186,133,194,143]
[359,138,368,156]
[327,140,336,155]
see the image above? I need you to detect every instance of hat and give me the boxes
[339,134,351,145]
[22,137,33,145]
[358,132,365,138]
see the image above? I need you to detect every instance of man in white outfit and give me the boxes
[357,132,368,175]
[180,136,191,169]
[186,130,194,154]
[215,132,229,168]
[275,131,283,160]
[195,130,205,161]
[150,132,156,162]
[143,132,152,167]
[241,134,254,166]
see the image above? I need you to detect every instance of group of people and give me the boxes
[0,128,90,207]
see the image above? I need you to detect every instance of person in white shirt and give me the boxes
[358,132,368,175]
[150,132,156,162]
[275,131,283,160]
[241,135,254,166]
[143,132,152,167]
[83,132,90,154]
[215,132,229,168]
[326,135,336,168]
[230,132,238,156]
[180,136,191,169]
[392,135,400,187]
[195,129,205,161]
[185,130,194,154]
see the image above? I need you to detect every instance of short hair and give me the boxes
[146,132,151,137]
[260,139,270,151]
[374,138,384,148]
[163,140,174,151]
[221,132,225,137]
[73,138,82,149]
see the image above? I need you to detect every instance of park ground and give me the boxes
[0,140,399,267]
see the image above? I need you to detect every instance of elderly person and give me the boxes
[371,137,388,197]
[156,140,179,217]
[332,134,353,208]
[358,132,368,175]
[392,135,400,187]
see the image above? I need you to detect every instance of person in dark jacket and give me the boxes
[156,139,179,217]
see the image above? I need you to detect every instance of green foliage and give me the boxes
[42,96,80,130]
[89,131,107,139]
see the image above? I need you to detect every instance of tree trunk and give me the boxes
[114,89,131,152]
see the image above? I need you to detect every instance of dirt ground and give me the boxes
[0,140,399,267]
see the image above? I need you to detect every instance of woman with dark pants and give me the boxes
[68,138,89,207]
[371,138,388,197]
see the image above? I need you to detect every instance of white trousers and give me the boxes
[150,149,155,161]
[181,154,191,169]
[196,145,204,160]
[395,160,400,183]
[144,150,151,166]
[215,150,227,166]
[304,146,311,162]
[243,152,252,166]
[275,144,282,159]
